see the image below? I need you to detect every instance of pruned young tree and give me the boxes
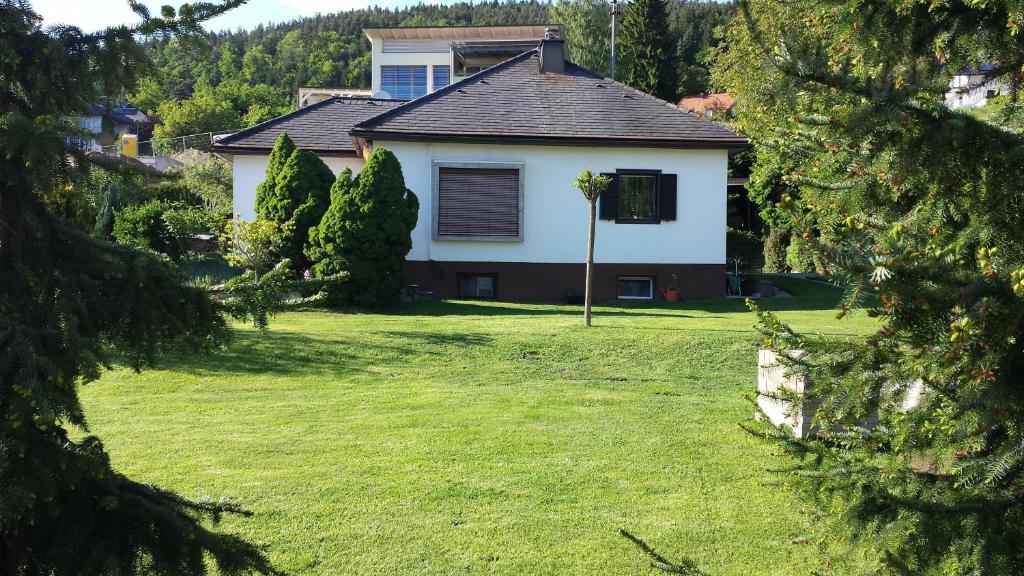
[574,170,612,327]
[716,0,1024,573]
[306,149,419,307]
[0,1,274,574]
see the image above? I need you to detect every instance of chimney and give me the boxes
[539,27,565,74]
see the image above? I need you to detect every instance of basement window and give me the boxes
[458,273,497,299]
[617,277,654,300]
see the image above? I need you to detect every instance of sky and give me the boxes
[32,0,444,33]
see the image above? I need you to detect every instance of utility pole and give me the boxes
[610,0,620,80]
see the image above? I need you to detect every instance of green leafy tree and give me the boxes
[347,52,372,88]
[222,218,283,281]
[153,82,240,139]
[306,149,419,307]
[112,200,178,259]
[129,76,168,115]
[719,0,1024,573]
[0,1,274,574]
[241,44,274,85]
[254,132,296,221]
[180,150,233,217]
[618,0,677,101]
[549,0,611,76]
[573,170,611,327]
[268,148,335,272]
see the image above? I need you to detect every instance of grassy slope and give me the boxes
[81,278,876,575]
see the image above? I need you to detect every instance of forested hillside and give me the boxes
[137,0,733,139]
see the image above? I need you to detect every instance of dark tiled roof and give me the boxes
[212,97,405,155]
[352,51,747,149]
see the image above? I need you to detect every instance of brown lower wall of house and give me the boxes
[404,260,725,302]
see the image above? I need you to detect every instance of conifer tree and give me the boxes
[306,149,418,307]
[618,0,677,102]
[265,148,335,272]
[0,1,273,574]
[716,1,1024,572]
[254,132,295,220]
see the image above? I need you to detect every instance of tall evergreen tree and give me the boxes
[549,0,611,77]
[618,0,677,101]
[0,1,272,574]
[306,149,419,307]
[717,0,1024,573]
[269,148,335,272]
[254,132,295,220]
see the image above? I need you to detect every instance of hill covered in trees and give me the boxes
[136,0,733,139]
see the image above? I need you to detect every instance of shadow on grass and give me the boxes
[385,289,843,318]
[388,300,713,319]
[160,327,494,377]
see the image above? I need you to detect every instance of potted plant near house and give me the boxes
[662,274,681,302]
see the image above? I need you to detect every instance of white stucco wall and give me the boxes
[230,153,365,221]
[229,143,729,266]
[378,141,728,265]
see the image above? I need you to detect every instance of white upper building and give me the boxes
[364,25,557,99]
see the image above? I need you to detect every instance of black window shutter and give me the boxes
[659,173,678,221]
[599,173,619,220]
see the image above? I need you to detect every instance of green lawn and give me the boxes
[82,277,877,575]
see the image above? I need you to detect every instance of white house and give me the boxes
[945,63,1008,109]
[213,28,747,301]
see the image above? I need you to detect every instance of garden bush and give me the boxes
[307,148,418,307]
[762,227,788,272]
[112,200,178,259]
[784,233,815,273]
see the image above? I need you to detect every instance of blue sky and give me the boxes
[33,0,451,33]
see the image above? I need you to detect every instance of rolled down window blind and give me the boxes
[437,168,520,237]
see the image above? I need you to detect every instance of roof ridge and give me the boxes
[215,96,341,146]
[217,96,405,146]
[353,49,539,132]
[565,61,741,136]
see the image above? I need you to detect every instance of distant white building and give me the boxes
[363,24,556,99]
[945,63,1009,109]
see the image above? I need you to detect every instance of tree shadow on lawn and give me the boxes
[160,327,494,377]
[387,300,715,320]
[383,290,844,318]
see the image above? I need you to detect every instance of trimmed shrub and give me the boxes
[254,132,296,221]
[272,148,335,271]
[785,234,815,273]
[307,148,418,307]
[762,226,788,273]
[149,180,203,207]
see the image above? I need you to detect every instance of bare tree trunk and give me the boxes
[584,197,596,327]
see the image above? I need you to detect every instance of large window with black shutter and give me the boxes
[599,170,678,223]
[432,161,525,241]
